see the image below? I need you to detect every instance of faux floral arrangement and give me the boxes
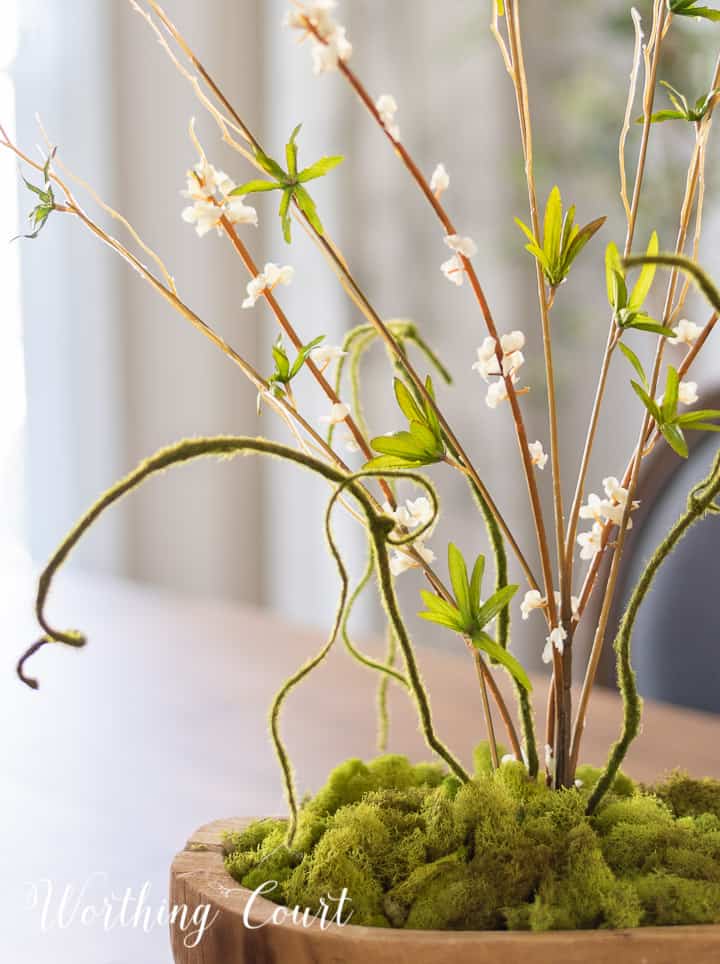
[6,0,720,935]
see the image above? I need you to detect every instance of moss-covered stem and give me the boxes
[377,624,398,753]
[17,438,469,832]
[587,449,720,815]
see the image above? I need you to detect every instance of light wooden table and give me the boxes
[3,569,719,964]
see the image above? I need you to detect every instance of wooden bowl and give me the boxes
[170,819,720,963]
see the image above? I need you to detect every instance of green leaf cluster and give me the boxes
[418,544,529,691]
[16,153,56,241]
[623,350,720,458]
[668,0,720,21]
[365,377,445,471]
[516,186,606,288]
[639,81,719,124]
[606,234,673,336]
[266,334,325,398]
[230,125,343,243]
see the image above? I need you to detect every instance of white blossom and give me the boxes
[579,492,610,524]
[554,591,580,621]
[471,337,499,380]
[500,330,526,355]
[577,522,604,560]
[441,254,465,286]
[430,163,450,197]
[502,350,525,378]
[542,625,567,664]
[486,379,509,409]
[444,234,478,258]
[603,476,629,507]
[376,94,400,141]
[520,589,544,620]
[181,160,257,237]
[389,539,436,577]
[242,263,294,309]
[678,381,699,406]
[310,343,347,368]
[319,401,350,425]
[669,318,702,347]
[528,440,548,471]
[382,497,434,532]
[285,2,352,75]
[341,432,360,453]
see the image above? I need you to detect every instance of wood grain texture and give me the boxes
[170,819,720,964]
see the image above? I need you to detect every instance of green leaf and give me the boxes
[279,189,293,244]
[295,185,324,235]
[364,454,426,471]
[289,335,325,378]
[471,633,532,692]
[298,156,345,182]
[394,379,425,425]
[659,80,689,115]
[418,590,466,632]
[661,422,689,458]
[371,431,425,458]
[271,340,291,380]
[662,366,680,422]
[285,123,302,180]
[543,186,563,265]
[409,420,440,454]
[469,555,485,618]
[619,342,648,387]
[229,179,282,196]
[637,110,687,124]
[606,242,624,308]
[676,409,720,427]
[668,0,720,20]
[254,147,287,181]
[631,380,662,423]
[629,232,659,310]
[514,217,537,247]
[625,320,675,337]
[474,585,519,631]
[422,375,442,442]
[683,423,720,432]
[447,544,472,624]
[564,216,607,267]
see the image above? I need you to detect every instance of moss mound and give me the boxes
[223,752,720,931]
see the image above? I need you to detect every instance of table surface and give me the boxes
[3,568,719,964]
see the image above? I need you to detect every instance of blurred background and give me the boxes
[2,0,719,703]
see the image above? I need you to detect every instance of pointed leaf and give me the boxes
[619,342,648,387]
[663,366,680,422]
[298,156,344,182]
[471,633,532,692]
[469,555,485,616]
[394,379,425,425]
[606,242,624,307]
[514,217,538,246]
[543,186,563,265]
[295,185,324,235]
[447,544,472,624]
[364,454,426,471]
[629,231,659,310]
[474,585,519,630]
[409,420,440,455]
[631,380,662,423]
[626,320,675,337]
[230,179,282,196]
[370,431,425,458]
[661,422,689,458]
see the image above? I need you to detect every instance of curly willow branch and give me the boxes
[623,254,720,315]
[18,437,468,841]
[587,447,720,815]
[328,321,452,449]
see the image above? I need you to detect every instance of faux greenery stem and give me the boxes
[503,0,569,785]
[17,437,469,837]
[587,448,720,814]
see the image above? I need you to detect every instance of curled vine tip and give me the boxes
[17,637,52,690]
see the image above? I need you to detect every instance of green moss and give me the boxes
[224,752,720,931]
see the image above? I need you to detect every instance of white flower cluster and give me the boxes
[383,497,436,576]
[181,159,257,237]
[472,330,526,409]
[310,344,347,369]
[376,94,400,141]
[242,263,294,309]
[284,1,352,75]
[441,234,477,287]
[319,402,350,426]
[669,318,702,347]
[577,476,637,560]
[528,440,548,470]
